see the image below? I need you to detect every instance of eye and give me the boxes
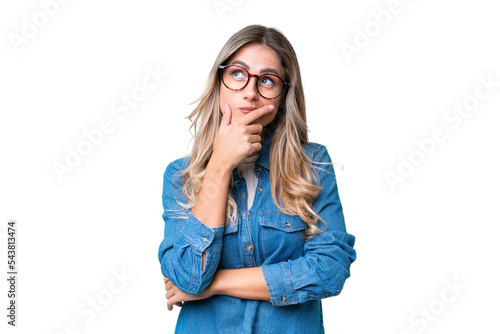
[229,67,247,80]
[259,75,278,87]
[233,71,244,78]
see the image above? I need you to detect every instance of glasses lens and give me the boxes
[222,66,248,90]
[257,74,284,99]
[222,66,285,99]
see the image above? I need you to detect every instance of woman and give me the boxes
[158,24,357,333]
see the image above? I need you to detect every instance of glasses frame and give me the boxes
[219,64,290,100]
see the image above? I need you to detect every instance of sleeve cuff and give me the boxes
[180,212,224,252]
[261,262,298,306]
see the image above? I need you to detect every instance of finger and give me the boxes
[166,289,176,299]
[163,276,168,284]
[246,123,264,135]
[166,292,173,311]
[166,294,177,310]
[247,134,262,144]
[167,296,181,311]
[240,104,274,125]
[219,104,232,128]
[250,141,262,153]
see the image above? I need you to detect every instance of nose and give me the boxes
[242,76,259,101]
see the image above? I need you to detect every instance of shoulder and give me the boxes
[301,142,337,183]
[301,142,330,162]
[163,155,191,181]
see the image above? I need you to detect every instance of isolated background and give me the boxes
[1,0,499,333]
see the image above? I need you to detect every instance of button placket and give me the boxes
[255,166,261,177]
[240,178,255,267]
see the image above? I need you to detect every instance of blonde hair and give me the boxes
[176,25,334,238]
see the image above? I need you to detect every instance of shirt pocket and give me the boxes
[259,212,306,262]
[219,219,240,269]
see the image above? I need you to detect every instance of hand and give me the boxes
[163,276,214,311]
[211,104,275,172]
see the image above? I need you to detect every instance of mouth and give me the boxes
[239,106,257,114]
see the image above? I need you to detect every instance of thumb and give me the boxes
[220,104,232,128]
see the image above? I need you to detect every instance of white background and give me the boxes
[1,0,499,333]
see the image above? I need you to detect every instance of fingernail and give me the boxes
[269,105,274,110]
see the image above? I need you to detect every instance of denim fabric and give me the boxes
[158,130,357,334]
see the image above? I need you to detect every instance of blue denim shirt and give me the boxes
[158,130,357,334]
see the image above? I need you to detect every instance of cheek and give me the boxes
[219,89,226,106]
[219,86,231,104]
[220,90,237,113]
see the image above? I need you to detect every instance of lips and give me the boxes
[239,106,257,113]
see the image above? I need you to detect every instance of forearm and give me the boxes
[191,159,231,270]
[192,160,231,229]
[210,267,271,301]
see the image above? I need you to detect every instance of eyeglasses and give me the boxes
[219,64,289,100]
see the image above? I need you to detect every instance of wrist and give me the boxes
[209,270,224,296]
[207,158,232,178]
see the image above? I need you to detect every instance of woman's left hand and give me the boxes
[163,276,214,311]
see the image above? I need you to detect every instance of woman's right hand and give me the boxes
[211,104,275,173]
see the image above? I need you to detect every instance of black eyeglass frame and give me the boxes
[218,64,290,100]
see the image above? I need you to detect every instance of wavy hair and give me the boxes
[175,25,333,238]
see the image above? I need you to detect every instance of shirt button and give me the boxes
[201,237,209,243]
[281,295,287,302]
[248,211,251,216]
[247,244,253,251]
[285,221,291,227]
[256,167,261,172]
[258,187,263,192]
[242,213,246,219]
[241,192,246,198]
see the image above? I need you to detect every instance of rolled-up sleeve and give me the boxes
[158,159,224,295]
[261,145,357,306]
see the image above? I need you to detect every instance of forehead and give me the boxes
[227,44,285,77]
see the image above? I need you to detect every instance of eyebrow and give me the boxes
[230,60,281,77]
